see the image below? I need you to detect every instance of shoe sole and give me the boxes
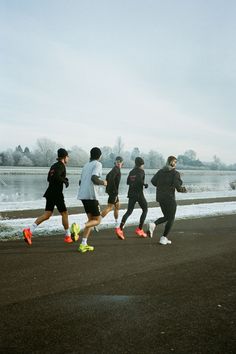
[146,230,153,238]
[78,248,94,253]
[23,232,32,245]
[24,237,32,245]
[116,233,125,240]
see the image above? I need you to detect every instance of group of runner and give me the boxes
[23,147,187,253]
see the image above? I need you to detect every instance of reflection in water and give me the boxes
[0,168,235,203]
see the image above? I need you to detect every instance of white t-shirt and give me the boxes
[77,160,103,200]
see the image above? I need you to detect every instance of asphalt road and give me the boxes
[0,215,236,353]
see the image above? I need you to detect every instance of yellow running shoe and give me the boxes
[78,244,94,253]
[70,223,80,242]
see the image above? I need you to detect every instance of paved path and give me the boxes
[0,215,236,353]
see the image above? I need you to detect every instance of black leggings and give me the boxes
[120,194,148,230]
[155,198,177,237]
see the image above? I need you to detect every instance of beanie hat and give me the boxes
[57,148,68,159]
[167,155,177,165]
[115,156,123,163]
[90,147,102,160]
[135,157,144,167]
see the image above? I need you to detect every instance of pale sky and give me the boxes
[0,0,236,164]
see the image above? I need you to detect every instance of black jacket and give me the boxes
[127,167,146,198]
[43,161,68,198]
[105,165,121,196]
[151,167,186,201]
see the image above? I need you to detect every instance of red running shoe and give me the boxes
[64,235,73,243]
[135,227,147,238]
[23,228,32,245]
[115,227,125,240]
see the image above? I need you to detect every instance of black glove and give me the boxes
[144,183,148,189]
[64,178,69,188]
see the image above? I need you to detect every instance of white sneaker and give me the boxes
[147,222,156,238]
[159,236,172,245]
[94,226,100,232]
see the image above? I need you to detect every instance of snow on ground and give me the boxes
[1,190,236,212]
[1,201,236,240]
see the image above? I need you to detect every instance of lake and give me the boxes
[0,166,236,211]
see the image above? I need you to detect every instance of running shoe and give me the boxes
[94,226,100,232]
[147,222,156,238]
[64,235,73,243]
[115,227,125,240]
[159,236,172,245]
[78,244,94,253]
[135,227,147,238]
[70,223,80,242]
[23,228,32,245]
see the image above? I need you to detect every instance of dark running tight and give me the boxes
[155,198,177,237]
[120,194,148,230]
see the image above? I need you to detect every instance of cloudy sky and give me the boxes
[0,0,236,164]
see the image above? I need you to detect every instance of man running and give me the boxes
[77,147,107,253]
[115,157,148,240]
[100,156,123,227]
[147,155,187,245]
[23,148,72,245]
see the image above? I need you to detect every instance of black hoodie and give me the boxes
[43,161,68,198]
[127,167,146,198]
[151,166,186,201]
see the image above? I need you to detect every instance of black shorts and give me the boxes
[45,195,67,213]
[108,194,119,205]
[81,200,101,217]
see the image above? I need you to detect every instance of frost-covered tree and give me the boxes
[113,136,124,156]
[2,149,14,166]
[33,138,60,166]
[147,150,164,169]
[184,149,197,161]
[131,147,140,161]
[18,155,34,166]
[68,146,89,167]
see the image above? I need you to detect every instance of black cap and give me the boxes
[135,157,144,167]
[57,148,68,159]
[90,147,102,160]
[115,156,123,163]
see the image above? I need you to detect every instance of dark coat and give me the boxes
[43,161,68,198]
[151,167,186,201]
[105,165,121,196]
[127,167,146,198]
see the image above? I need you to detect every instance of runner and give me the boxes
[115,157,148,240]
[77,147,107,253]
[99,156,123,228]
[147,155,187,244]
[22,148,72,245]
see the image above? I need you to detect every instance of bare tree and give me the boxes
[113,136,124,156]
[184,149,197,161]
[33,138,60,166]
[68,146,89,167]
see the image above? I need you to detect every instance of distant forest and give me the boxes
[0,137,236,171]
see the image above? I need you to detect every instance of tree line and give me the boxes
[0,137,235,171]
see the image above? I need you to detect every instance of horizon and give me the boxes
[0,140,235,166]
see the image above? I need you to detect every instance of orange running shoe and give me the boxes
[135,227,147,238]
[64,235,73,243]
[115,227,125,240]
[23,228,32,245]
